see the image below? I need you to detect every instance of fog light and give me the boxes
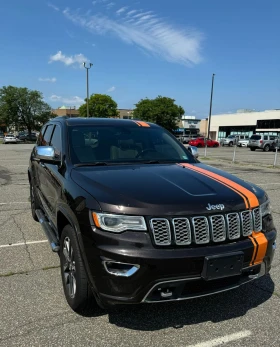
[102,260,140,277]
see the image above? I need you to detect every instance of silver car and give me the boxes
[3,134,19,144]
[248,134,279,152]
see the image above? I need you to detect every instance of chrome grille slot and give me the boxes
[253,207,262,231]
[172,218,192,245]
[150,218,171,246]
[241,211,253,236]
[226,213,241,240]
[210,215,226,242]
[192,217,210,244]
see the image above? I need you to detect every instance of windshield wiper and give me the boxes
[74,162,108,167]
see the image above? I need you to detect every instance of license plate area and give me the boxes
[202,252,244,281]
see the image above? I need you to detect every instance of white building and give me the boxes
[181,115,201,132]
[201,109,280,141]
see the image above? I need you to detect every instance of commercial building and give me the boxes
[51,106,134,119]
[200,109,280,141]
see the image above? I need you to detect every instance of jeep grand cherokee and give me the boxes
[28,117,277,313]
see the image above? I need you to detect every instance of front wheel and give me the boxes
[60,225,97,313]
[250,148,256,151]
[229,142,233,147]
[30,183,40,222]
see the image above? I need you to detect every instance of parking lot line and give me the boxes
[186,330,252,347]
[0,240,48,248]
[0,202,29,205]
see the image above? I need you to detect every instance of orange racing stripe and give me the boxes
[250,232,268,265]
[178,163,267,265]
[178,163,249,209]
[179,164,259,209]
[136,121,150,127]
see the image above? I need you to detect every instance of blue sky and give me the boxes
[0,0,279,118]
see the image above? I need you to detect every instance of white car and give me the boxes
[237,139,249,147]
[3,134,19,144]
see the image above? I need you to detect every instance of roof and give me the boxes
[52,117,157,128]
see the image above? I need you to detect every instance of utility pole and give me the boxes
[83,62,93,118]
[207,73,215,139]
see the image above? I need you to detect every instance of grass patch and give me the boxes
[199,157,211,160]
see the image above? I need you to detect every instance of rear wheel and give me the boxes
[250,148,256,151]
[197,144,202,148]
[229,142,233,147]
[263,145,270,152]
[60,225,98,313]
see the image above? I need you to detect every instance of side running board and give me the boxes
[35,209,60,252]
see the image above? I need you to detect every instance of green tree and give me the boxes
[0,86,52,135]
[79,93,119,118]
[133,96,185,132]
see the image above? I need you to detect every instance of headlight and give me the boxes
[260,200,271,217]
[92,212,147,233]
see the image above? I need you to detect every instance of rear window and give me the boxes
[250,135,261,140]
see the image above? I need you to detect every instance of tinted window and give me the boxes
[269,136,275,140]
[69,125,195,165]
[37,125,46,146]
[42,125,54,146]
[50,125,62,156]
[250,135,261,140]
[263,135,268,140]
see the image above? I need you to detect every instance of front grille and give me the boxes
[150,219,171,246]
[150,207,261,247]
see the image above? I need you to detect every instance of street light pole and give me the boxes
[83,62,93,118]
[207,73,215,139]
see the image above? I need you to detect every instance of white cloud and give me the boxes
[47,2,59,11]
[116,7,128,15]
[63,7,203,66]
[126,10,138,16]
[49,95,84,105]
[49,51,88,67]
[38,77,57,83]
[106,2,115,9]
[107,86,116,92]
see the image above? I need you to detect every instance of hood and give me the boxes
[71,163,265,215]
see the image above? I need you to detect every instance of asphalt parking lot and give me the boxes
[0,144,279,347]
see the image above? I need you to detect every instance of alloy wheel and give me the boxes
[63,237,77,298]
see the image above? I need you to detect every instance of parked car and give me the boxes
[18,132,37,142]
[28,117,276,313]
[221,135,249,147]
[237,139,249,147]
[248,134,279,152]
[189,137,219,148]
[3,134,19,144]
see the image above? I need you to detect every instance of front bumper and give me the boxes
[81,229,277,305]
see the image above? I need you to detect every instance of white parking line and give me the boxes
[0,202,29,205]
[186,330,252,347]
[257,183,280,186]
[0,240,48,248]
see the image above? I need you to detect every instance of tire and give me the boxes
[229,142,233,147]
[30,183,40,222]
[250,148,256,151]
[263,145,270,152]
[197,144,202,148]
[60,225,97,313]
[222,143,224,147]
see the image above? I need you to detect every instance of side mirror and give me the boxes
[35,146,60,164]
[188,145,199,159]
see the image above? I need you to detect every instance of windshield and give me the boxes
[227,135,236,138]
[68,125,196,165]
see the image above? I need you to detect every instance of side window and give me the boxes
[50,125,62,156]
[263,135,268,141]
[270,136,275,141]
[37,126,46,146]
[42,125,54,146]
